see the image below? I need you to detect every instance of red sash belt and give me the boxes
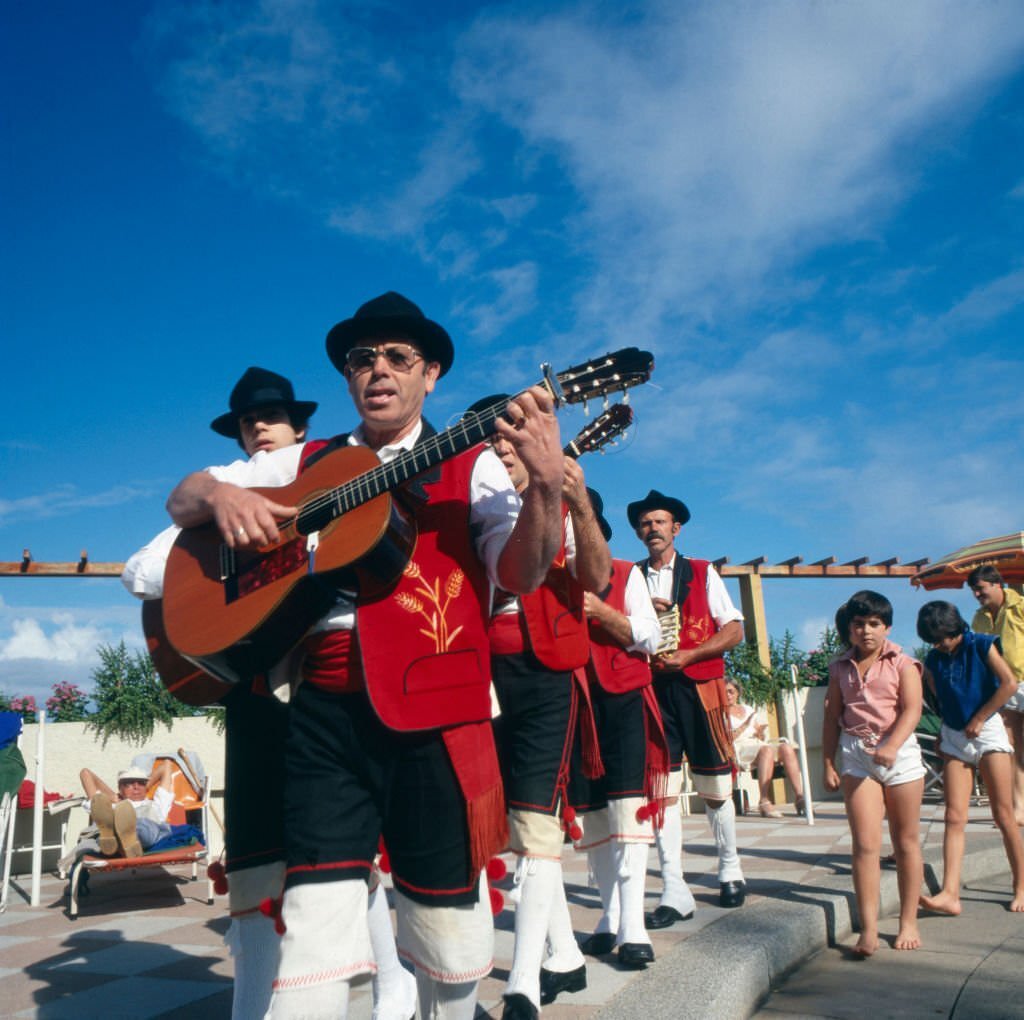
[301,630,364,694]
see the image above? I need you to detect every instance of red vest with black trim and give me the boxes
[586,559,651,693]
[642,555,724,682]
[518,518,590,671]
[299,432,493,732]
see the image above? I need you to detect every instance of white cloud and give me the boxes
[0,483,158,526]
[0,616,105,663]
[143,1,1024,341]
[453,2,1024,338]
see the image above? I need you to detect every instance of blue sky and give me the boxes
[3,1,1023,703]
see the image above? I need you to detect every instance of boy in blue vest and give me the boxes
[916,601,1024,914]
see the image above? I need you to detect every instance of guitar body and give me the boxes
[142,600,232,706]
[156,347,654,688]
[162,445,416,675]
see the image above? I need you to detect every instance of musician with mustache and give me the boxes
[627,489,746,925]
[166,292,565,1020]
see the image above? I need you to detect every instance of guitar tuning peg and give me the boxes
[582,398,590,416]
[602,394,609,410]
[623,390,631,404]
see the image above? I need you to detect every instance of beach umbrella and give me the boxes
[910,532,1024,590]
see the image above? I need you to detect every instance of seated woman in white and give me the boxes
[725,678,807,818]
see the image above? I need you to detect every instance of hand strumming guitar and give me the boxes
[167,472,297,550]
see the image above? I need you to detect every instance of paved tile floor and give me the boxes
[0,796,995,1019]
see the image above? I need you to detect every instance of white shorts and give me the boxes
[939,714,1013,765]
[839,731,925,786]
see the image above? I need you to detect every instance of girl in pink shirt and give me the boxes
[822,590,925,956]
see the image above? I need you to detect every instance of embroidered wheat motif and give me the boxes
[394,564,469,652]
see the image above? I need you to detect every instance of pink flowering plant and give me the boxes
[9,695,38,723]
[46,681,90,722]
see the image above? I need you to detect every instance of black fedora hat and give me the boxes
[210,366,318,438]
[587,487,612,542]
[626,489,691,528]
[326,291,454,378]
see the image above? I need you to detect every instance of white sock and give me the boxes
[544,864,586,973]
[227,913,281,1020]
[615,842,652,946]
[367,884,417,1020]
[506,857,561,1007]
[654,802,696,914]
[706,799,743,883]
[415,976,478,1020]
[588,842,619,936]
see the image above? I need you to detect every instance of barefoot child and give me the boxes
[823,591,925,955]
[916,601,1024,914]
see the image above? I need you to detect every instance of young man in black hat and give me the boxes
[209,365,318,455]
[166,293,565,1020]
[124,366,341,1020]
[626,490,746,922]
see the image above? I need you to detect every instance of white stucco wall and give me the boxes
[10,717,226,872]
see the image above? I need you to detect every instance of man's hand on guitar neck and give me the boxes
[167,472,297,549]
[494,385,565,594]
[494,386,563,496]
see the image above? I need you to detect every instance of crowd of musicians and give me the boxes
[123,292,752,1020]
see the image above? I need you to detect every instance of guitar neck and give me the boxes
[296,391,530,535]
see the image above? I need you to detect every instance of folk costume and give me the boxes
[125,418,521,1020]
[489,514,591,1015]
[628,489,746,919]
[267,422,516,1020]
[570,558,667,967]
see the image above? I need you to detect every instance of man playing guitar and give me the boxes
[165,292,565,1020]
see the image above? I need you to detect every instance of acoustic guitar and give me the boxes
[158,348,653,690]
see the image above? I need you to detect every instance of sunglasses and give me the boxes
[119,779,147,786]
[344,343,424,375]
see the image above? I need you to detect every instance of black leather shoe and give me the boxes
[719,880,746,908]
[617,942,655,969]
[539,963,587,1005]
[580,931,617,956]
[501,993,539,1020]
[644,905,694,930]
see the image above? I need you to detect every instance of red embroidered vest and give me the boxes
[518,517,590,670]
[586,559,652,693]
[672,557,723,681]
[299,436,493,732]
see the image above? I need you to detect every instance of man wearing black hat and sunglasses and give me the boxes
[166,292,565,1020]
[626,490,747,923]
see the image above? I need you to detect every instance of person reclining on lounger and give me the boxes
[79,760,174,857]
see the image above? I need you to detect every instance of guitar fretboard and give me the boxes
[295,399,505,534]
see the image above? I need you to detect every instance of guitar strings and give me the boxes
[284,351,651,533]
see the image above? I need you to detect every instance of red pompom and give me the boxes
[274,916,287,936]
[569,823,583,841]
[207,860,229,895]
[258,897,277,918]
[486,856,508,882]
[489,887,505,915]
[635,804,650,823]
[562,806,577,824]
